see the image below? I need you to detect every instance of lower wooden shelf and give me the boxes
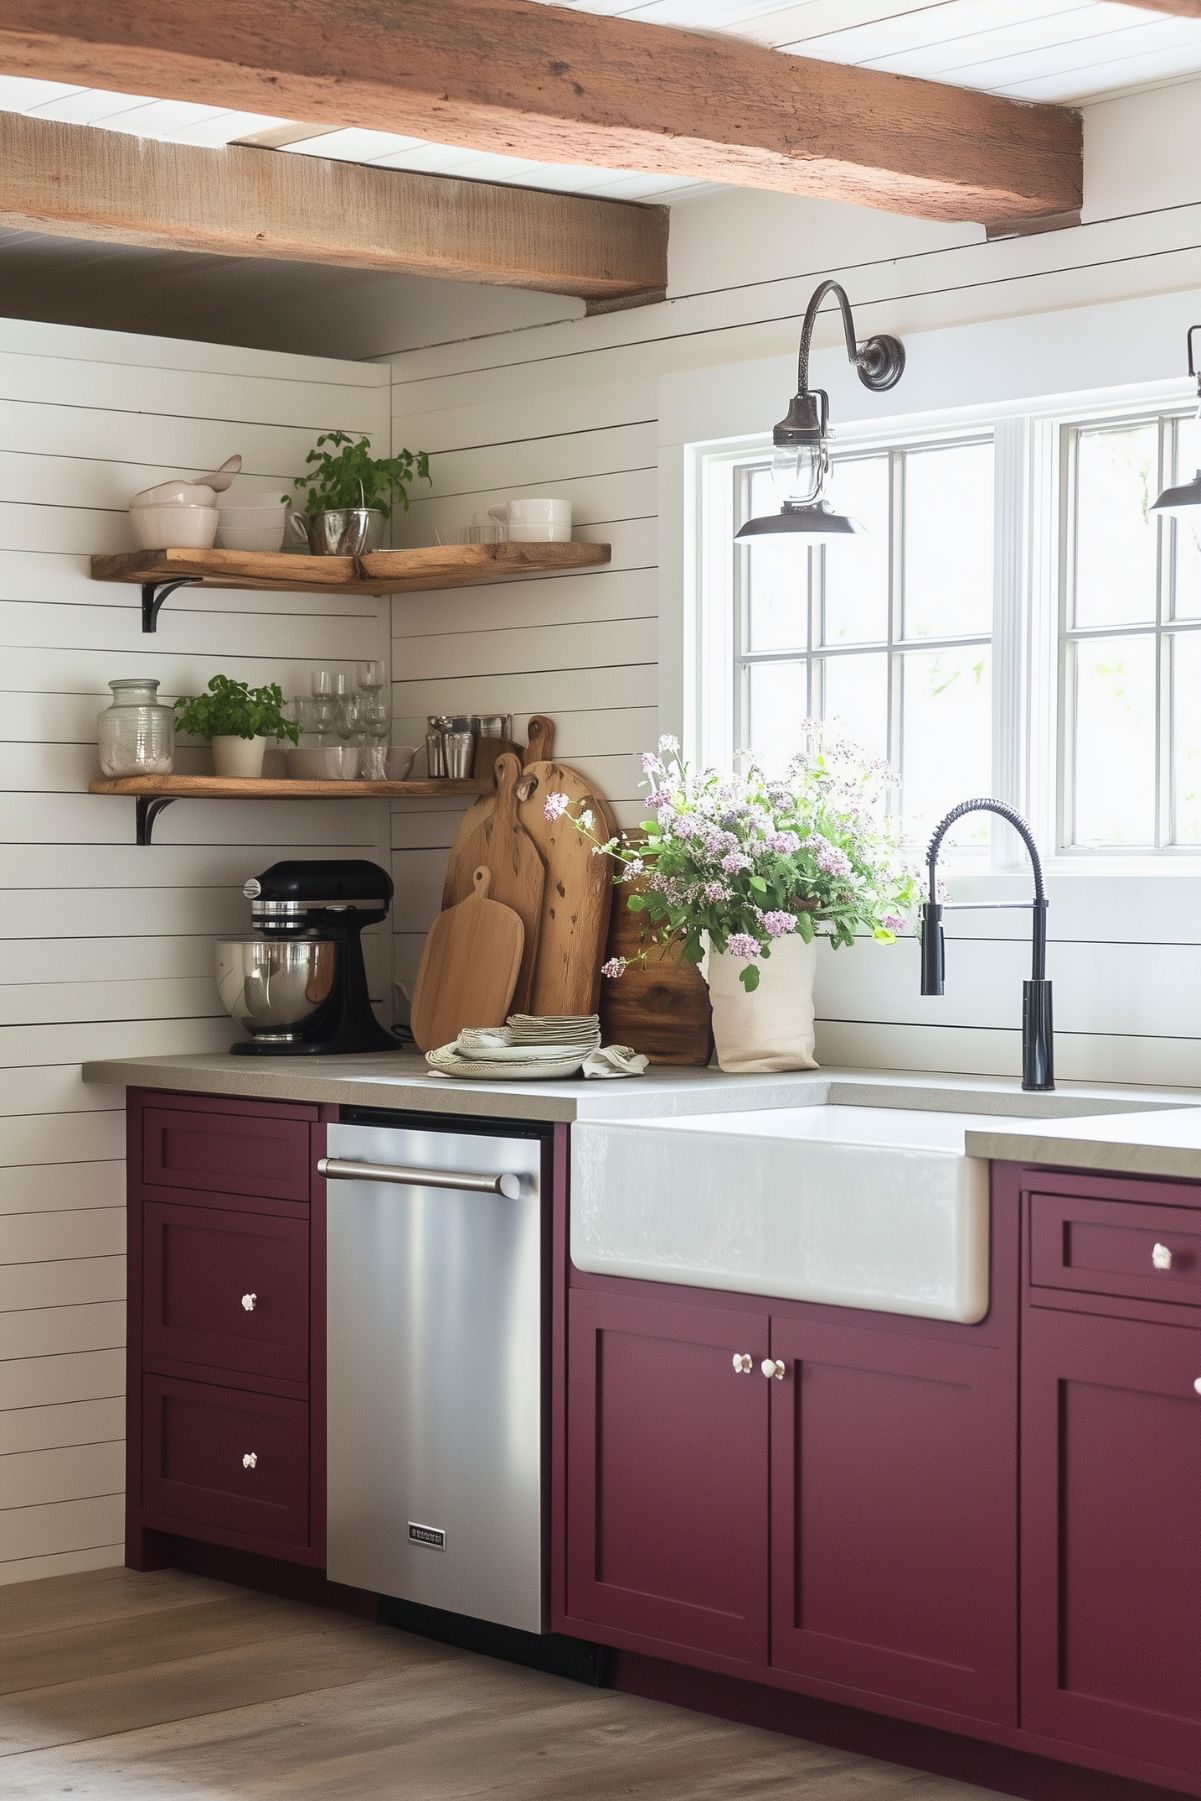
[89,773,486,843]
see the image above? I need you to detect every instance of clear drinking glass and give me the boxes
[356,659,385,695]
[360,699,391,778]
[97,678,175,777]
[311,668,333,701]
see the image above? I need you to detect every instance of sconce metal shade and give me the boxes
[736,503,864,540]
[1151,470,1201,515]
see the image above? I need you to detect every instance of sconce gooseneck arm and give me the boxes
[794,279,906,398]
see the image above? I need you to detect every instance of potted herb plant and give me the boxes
[553,726,919,1073]
[174,676,299,780]
[285,430,431,555]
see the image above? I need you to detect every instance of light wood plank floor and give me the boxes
[0,1567,999,1799]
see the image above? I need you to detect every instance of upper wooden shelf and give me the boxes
[89,774,486,800]
[91,542,612,598]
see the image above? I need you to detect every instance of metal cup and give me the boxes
[288,508,386,556]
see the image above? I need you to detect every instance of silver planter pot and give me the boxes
[289,507,386,556]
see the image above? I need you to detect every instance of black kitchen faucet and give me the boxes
[921,798,1054,1093]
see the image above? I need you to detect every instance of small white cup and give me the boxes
[488,498,573,543]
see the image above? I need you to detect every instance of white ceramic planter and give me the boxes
[707,932,819,1073]
[211,735,268,779]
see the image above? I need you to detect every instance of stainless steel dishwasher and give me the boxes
[320,1115,547,1634]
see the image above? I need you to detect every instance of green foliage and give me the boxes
[285,430,431,519]
[173,676,300,744]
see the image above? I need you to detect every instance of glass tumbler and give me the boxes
[97,678,175,777]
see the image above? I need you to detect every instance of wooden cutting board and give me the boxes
[440,753,545,1011]
[410,866,524,1052]
[516,759,617,1018]
[599,888,714,1067]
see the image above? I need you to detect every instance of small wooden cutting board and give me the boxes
[441,753,545,1011]
[410,866,524,1053]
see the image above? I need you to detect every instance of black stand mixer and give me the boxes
[217,859,397,1056]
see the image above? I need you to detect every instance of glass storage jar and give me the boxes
[97,678,175,777]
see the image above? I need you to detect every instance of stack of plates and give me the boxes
[426,1015,602,1081]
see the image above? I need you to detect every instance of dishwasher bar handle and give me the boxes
[317,1156,523,1199]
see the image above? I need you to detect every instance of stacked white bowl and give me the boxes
[217,488,291,553]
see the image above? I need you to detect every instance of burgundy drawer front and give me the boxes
[1031,1192,1201,1309]
[143,1201,309,1384]
[142,1107,311,1202]
[142,1375,310,1549]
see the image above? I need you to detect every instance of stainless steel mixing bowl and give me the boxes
[215,937,338,1040]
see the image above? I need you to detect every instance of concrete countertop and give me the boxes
[82,1051,1199,1150]
[964,1109,1201,1182]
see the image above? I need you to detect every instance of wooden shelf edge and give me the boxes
[90,541,611,596]
[89,775,487,799]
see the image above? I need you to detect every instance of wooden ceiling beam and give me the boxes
[1116,1,1201,17]
[0,109,668,300]
[0,0,1082,226]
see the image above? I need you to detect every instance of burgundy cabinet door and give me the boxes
[1022,1306,1201,1778]
[141,1105,311,1202]
[143,1201,310,1385]
[143,1374,311,1552]
[770,1315,1017,1725]
[566,1290,770,1665]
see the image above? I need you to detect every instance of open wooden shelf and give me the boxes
[89,772,488,843]
[92,541,611,598]
[89,774,486,800]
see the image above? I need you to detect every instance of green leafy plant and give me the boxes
[173,676,300,745]
[285,430,431,519]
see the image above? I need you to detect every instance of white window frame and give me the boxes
[690,386,1200,875]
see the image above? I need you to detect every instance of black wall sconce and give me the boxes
[736,280,905,542]
[1151,324,1201,556]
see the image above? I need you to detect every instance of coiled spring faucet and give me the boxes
[921,799,1054,1092]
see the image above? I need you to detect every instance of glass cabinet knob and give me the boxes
[761,1358,786,1381]
[241,1292,258,1311]
[731,1353,753,1374]
[242,1452,258,1470]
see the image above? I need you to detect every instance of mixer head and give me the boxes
[243,859,393,936]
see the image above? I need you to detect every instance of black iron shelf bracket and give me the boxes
[142,576,201,633]
[135,796,176,845]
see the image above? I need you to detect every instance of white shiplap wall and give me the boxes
[0,320,391,1584]
[387,77,1201,1087]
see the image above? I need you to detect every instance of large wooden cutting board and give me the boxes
[410,866,524,1052]
[440,753,545,1012]
[516,759,617,1018]
[599,887,714,1067]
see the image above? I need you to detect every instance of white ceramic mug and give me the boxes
[488,498,573,543]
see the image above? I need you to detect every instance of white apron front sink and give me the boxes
[571,1105,1003,1324]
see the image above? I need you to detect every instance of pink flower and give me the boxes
[646,789,672,812]
[600,957,628,979]
[720,851,751,875]
[703,880,730,903]
[762,910,797,937]
[880,913,907,934]
[725,933,761,960]
[767,830,800,856]
[544,792,570,821]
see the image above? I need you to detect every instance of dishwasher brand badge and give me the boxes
[408,1521,446,1551]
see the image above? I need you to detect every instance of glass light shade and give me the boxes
[771,439,826,509]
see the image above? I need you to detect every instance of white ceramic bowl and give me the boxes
[129,504,219,550]
[216,517,288,553]
[285,744,361,780]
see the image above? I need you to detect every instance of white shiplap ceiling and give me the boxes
[0,3,1198,202]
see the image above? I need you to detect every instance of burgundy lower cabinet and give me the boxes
[769,1314,1016,1724]
[1021,1305,1201,1780]
[127,1088,326,1571]
[566,1290,770,1667]
[561,1166,1201,1799]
